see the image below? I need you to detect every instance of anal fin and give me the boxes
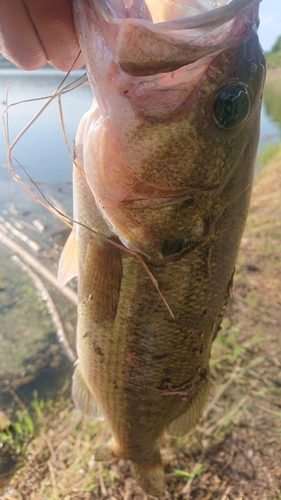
[166,380,210,437]
[95,440,116,461]
[72,364,104,421]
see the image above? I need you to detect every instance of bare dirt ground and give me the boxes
[1,154,281,499]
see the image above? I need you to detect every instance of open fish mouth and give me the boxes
[95,0,258,26]
[72,0,263,259]
[81,0,260,76]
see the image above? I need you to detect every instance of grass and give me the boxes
[2,155,281,498]
[1,264,278,499]
[0,392,46,454]
[258,142,281,168]
[1,319,261,499]
[0,332,278,498]
[167,462,205,480]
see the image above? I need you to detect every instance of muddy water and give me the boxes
[0,70,92,417]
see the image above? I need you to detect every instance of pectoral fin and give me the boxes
[81,241,122,323]
[72,364,104,421]
[57,229,78,287]
[166,380,210,437]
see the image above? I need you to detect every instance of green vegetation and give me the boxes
[261,41,281,162]
[167,463,206,480]
[258,141,281,168]
[266,35,281,68]
[1,411,35,454]
[263,77,281,130]
[0,391,45,465]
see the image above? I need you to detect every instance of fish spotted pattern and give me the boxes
[59,0,265,495]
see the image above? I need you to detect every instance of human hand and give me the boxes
[0,0,84,71]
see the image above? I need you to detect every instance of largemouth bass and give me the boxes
[59,0,265,495]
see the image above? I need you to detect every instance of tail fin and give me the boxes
[131,459,165,498]
[95,442,164,496]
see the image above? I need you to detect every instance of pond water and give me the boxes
[0,70,91,423]
[0,69,92,183]
[260,101,281,148]
[0,68,281,438]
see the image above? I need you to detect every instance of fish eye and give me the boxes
[213,85,251,129]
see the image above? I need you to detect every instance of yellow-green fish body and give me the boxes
[60,0,265,494]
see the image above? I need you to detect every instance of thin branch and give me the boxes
[57,93,84,176]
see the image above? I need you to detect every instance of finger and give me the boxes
[24,0,84,71]
[0,0,47,70]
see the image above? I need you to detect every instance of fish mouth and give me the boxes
[86,0,260,76]
[96,0,258,28]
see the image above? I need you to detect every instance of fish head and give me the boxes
[73,0,265,262]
